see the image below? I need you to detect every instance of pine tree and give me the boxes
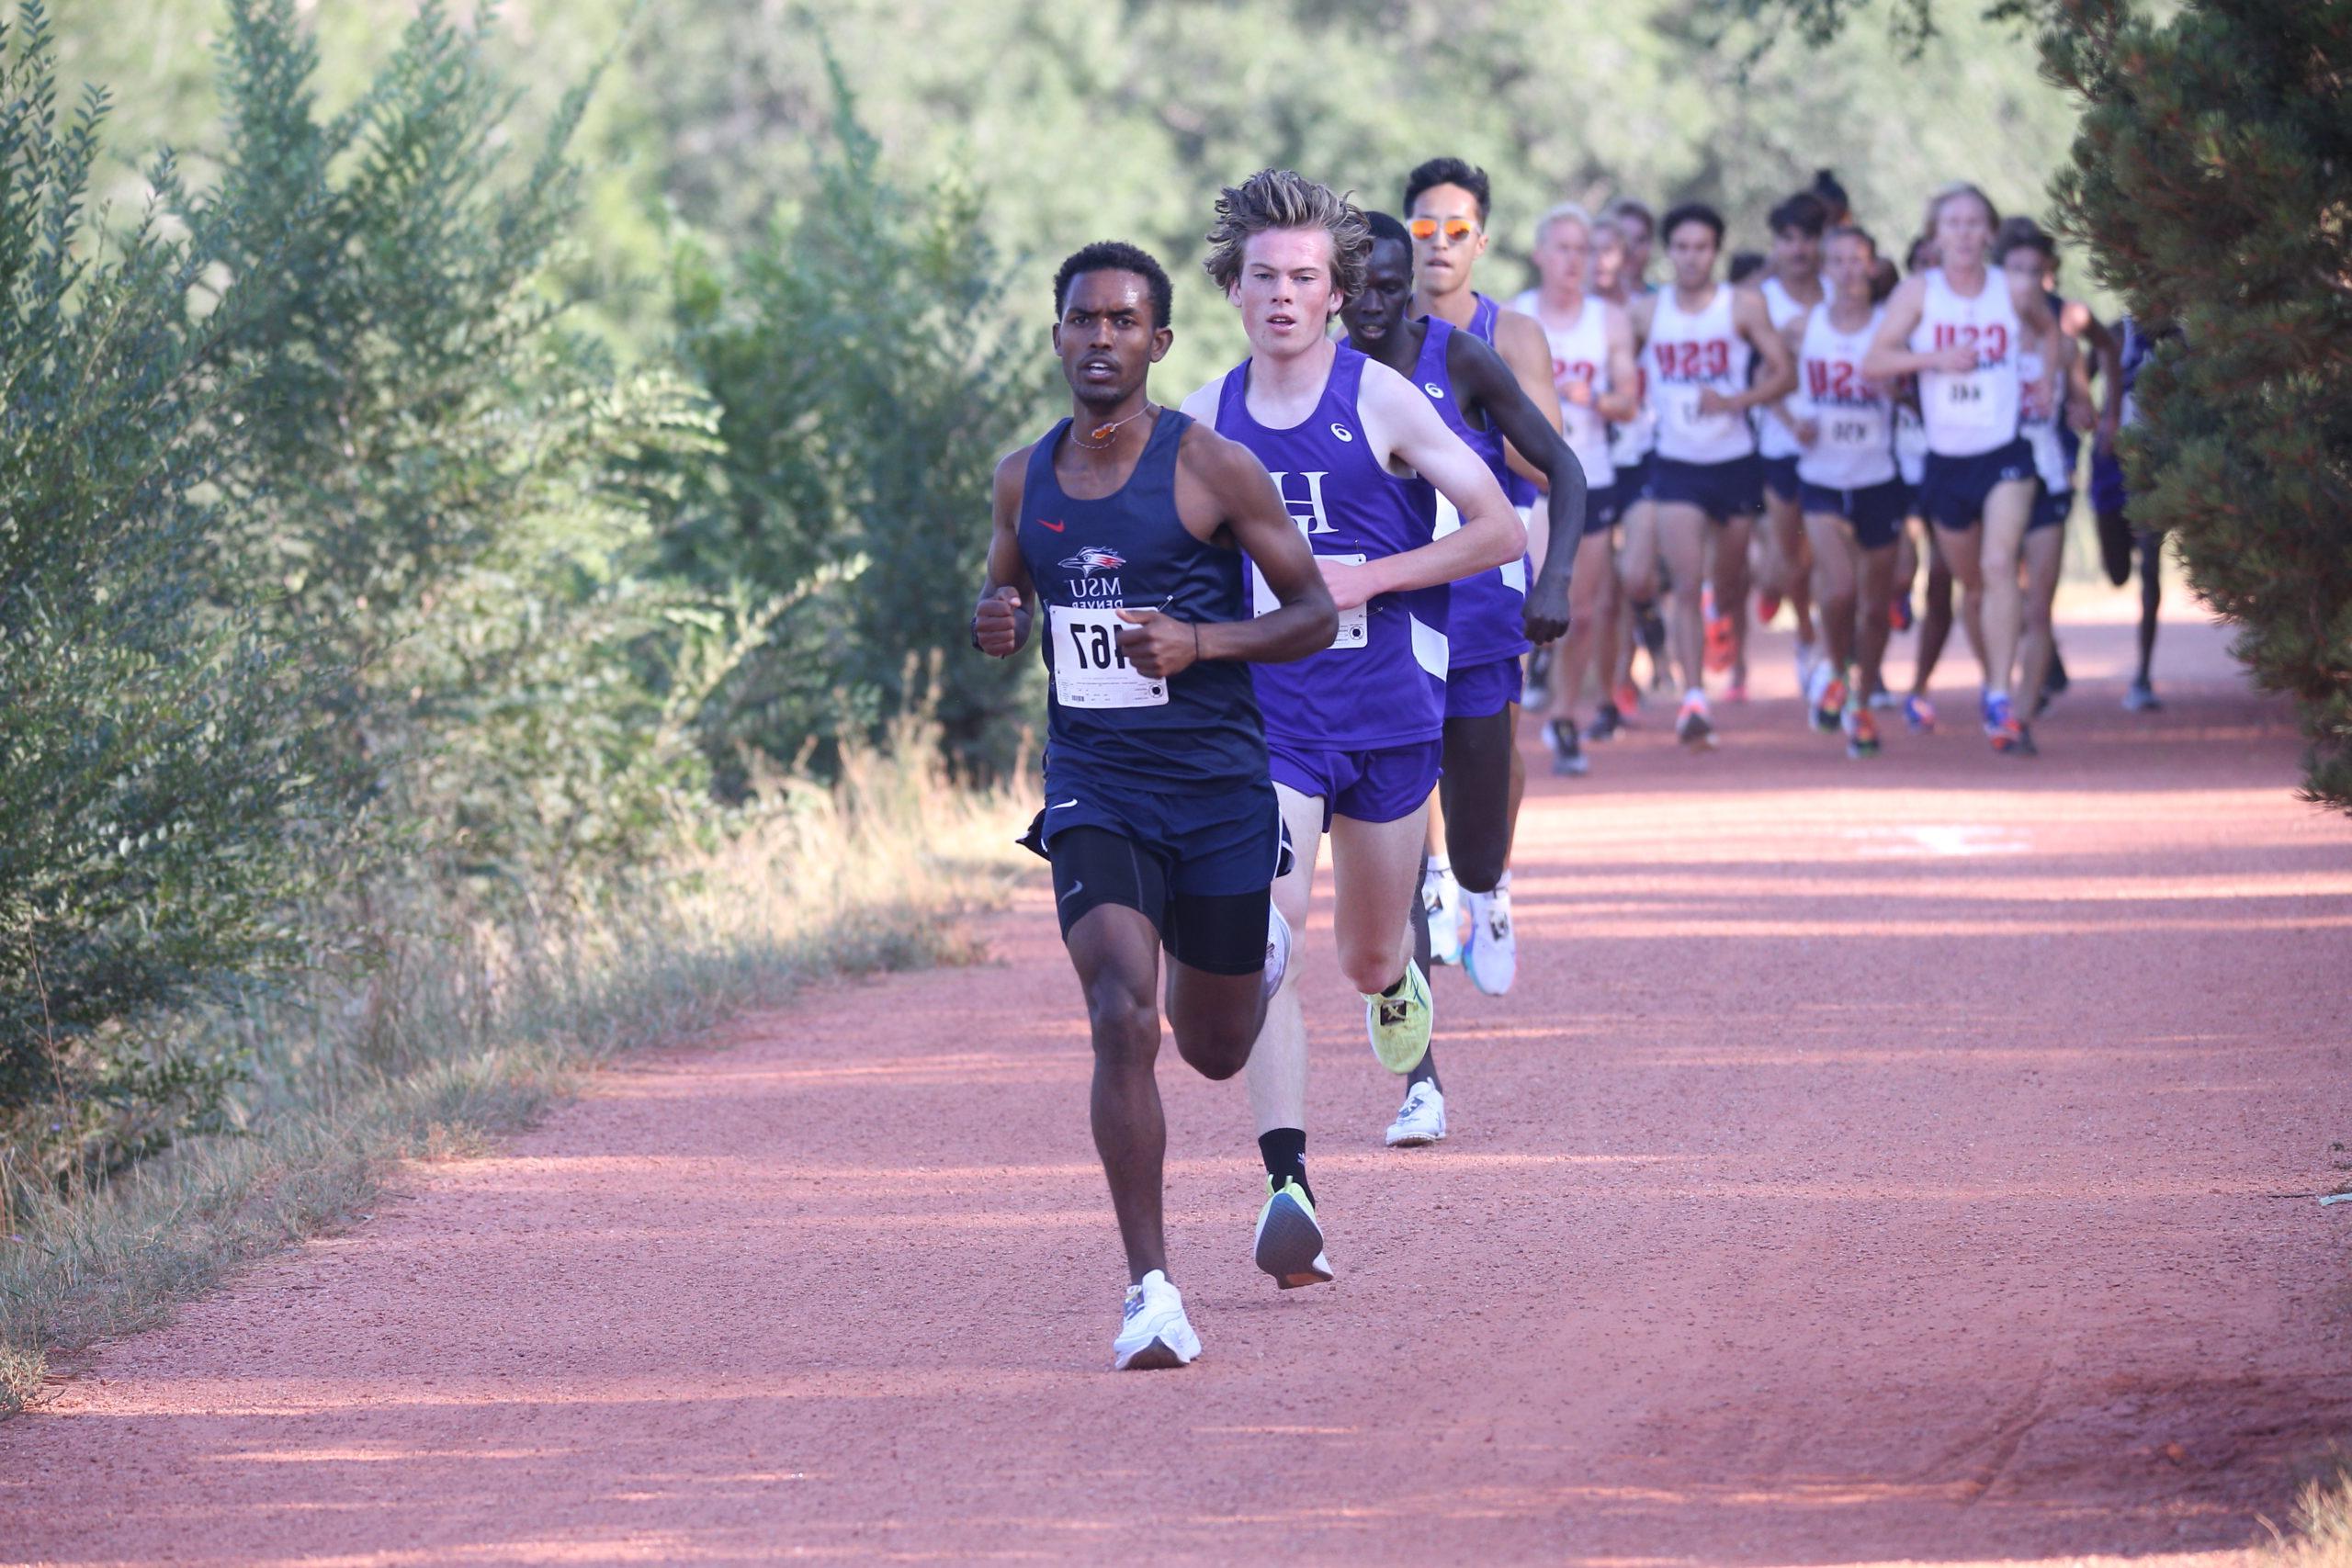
[2045,0,2352,809]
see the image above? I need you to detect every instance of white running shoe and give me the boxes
[1794,637,1822,692]
[1385,1081,1448,1146]
[1262,904,1292,1001]
[1112,1269,1201,1371]
[1868,688,1900,711]
[1422,862,1463,966]
[1803,657,1837,731]
[1462,877,1517,997]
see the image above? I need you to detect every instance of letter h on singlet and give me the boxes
[1265,471,1336,536]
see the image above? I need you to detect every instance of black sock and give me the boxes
[1408,1042,1442,1095]
[1259,1128,1309,1204]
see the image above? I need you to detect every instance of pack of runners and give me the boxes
[973,163,2162,1371]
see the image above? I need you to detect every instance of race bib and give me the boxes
[1252,552,1368,649]
[1049,604,1169,709]
[1937,372,2003,435]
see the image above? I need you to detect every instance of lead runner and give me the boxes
[974,241,1337,1370]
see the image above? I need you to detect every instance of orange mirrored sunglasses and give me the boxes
[1408,217,1480,243]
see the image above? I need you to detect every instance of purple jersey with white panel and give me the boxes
[1441,300,1536,666]
[1219,344,1451,749]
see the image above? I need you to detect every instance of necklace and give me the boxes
[1073,402,1155,449]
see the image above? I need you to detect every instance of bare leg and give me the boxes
[1913,525,1956,696]
[1653,502,1711,694]
[2135,529,2163,687]
[1804,510,1860,676]
[2017,522,2066,715]
[1764,486,1816,647]
[1714,512,1755,690]
[1067,902,1175,1283]
[1548,529,1618,732]
[1246,784,1328,1138]
[1857,543,1897,702]
[1977,479,2038,697]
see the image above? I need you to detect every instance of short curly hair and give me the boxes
[1053,241,1173,332]
[1202,168,1370,303]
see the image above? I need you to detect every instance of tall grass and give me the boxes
[2273,1462,2352,1567]
[0,719,1028,1414]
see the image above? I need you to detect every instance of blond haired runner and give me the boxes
[1178,169,1522,1288]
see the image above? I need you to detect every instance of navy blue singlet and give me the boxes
[1016,410,1267,793]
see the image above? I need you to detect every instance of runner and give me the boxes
[1398,156,1565,985]
[1633,201,1798,747]
[972,242,1339,1370]
[2093,311,2168,710]
[1756,193,1829,708]
[1864,182,2059,755]
[1178,169,1523,1285]
[1780,223,1902,757]
[1339,210,1581,1137]
[1895,231,1955,735]
[1995,216,2087,728]
[1593,202,1669,740]
[1510,203,1641,777]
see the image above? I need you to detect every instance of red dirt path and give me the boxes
[6,603,2349,1566]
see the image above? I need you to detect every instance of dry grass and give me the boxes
[2271,1462,2352,1566]
[0,728,1028,1414]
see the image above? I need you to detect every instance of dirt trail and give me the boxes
[6,601,2349,1567]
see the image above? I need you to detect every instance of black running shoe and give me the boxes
[1544,718,1589,776]
[1585,702,1623,743]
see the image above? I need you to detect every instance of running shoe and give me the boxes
[1544,717,1589,777]
[1262,904,1292,1002]
[1904,694,1937,735]
[1891,594,1915,633]
[1584,701,1624,743]
[1636,604,1668,668]
[1757,589,1783,626]
[1676,693,1716,749]
[1364,960,1433,1075]
[1253,1177,1333,1289]
[1422,863,1463,967]
[1613,681,1644,718]
[1384,1082,1448,1147]
[1804,660,1839,732]
[1463,877,1516,997]
[1984,692,2032,756]
[2123,680,2164,713]
[1723,677,1748,705]
[1868,688,1900,711]
[1112,1269,1202,1371]
[1522,647,1552,706]
[1844,703,1882,760]
[2042,645,2071,699]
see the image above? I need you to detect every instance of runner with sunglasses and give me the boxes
[1178,169,1523,1290]
[1399,156,1566,997]
[973,242,1337,1370]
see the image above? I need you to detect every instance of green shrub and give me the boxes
[0,2,352,1121]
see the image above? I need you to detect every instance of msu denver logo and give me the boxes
[1059,546,1125,601]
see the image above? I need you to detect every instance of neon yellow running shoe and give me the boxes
[1252,1177,1333,1289]
[1363,960,1433,1075]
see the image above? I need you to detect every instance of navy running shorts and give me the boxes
[1919,438,2036,532]
[1760,454,1803,504]
[1268,737,1443,830]
[2029,481,2072,533]
[1615,455,1655,505]
[1651,454,1763,525]
[1444,656,1521,720]
[1584,480,1622,536]
[1800,479,1910,551]
[1033,773,1283,899]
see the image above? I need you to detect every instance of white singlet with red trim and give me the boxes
[1512,288,1613,488]
[1646,284,1755,464]
[1793,304,1897,491]
[1757,276,1815,461]
[1911,267,2023,457]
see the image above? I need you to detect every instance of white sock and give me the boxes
[1684,686,1707,706]
[1427,852,1451,876]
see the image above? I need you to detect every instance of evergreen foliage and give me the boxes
[2045,0,2352,809]
[0,4,351,1117]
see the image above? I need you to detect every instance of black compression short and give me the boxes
[1047,826,1271,976]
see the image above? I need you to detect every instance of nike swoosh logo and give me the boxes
[1036,518,1066,532]
[1059,880,1085,900]
[1049,799,1078,810]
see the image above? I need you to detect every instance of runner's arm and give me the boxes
[1861,276,1972,379]
[972,447,1037,658]
[1493,309,1566,491]
[1729,288,1799,410]
[2018,284,2062,420]
[1349,360,1524,605]
[1596,302,1643,424]
[1454,332,1583,643]
[1763,314,1815,441]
